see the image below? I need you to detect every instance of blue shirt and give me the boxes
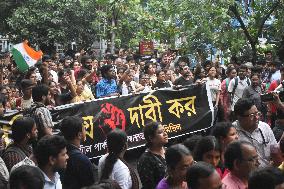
[41,170,62,189]
[96,78,118,98]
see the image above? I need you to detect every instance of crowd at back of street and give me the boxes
[1,48,284,189]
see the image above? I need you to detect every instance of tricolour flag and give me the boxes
[11,40,43,72]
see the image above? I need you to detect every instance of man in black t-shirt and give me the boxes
[173,65,193,86]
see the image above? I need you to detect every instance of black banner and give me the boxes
[0,84,213,159]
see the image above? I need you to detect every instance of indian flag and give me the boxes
[11,40,43,72]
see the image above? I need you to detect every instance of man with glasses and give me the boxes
[233,98,277,167]
[222,141,260,189]
[139,74,152,93]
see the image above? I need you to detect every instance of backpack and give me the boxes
[22,103,45,138]
[230,77,251,103]
[232,77,251,97]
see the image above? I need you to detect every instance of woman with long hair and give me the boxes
[156,144,194,189]
[98,129,139,189]
[211,122,239,165]
[137,122,168,189]
[194,136,228,179]
[220,66,237,121]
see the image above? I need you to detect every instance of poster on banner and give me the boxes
[139,41,154,56]
[0,84,213,159]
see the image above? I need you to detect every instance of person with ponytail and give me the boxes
[98,129,139,189]
[137,122,168,189]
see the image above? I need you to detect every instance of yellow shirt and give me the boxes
[72,85,95,103]
[279,162,284,171]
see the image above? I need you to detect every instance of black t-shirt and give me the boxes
[153,80,171,89]
[173,76,193,86]
[57,86,73,105]
[57,92,73,105]
[137,150,166,189]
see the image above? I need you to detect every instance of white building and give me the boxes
[0,35,13,52]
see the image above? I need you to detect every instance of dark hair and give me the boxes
[0,94,6,108]
[81,55,91,65]
[100,65,113,78]
[42,55,52,62]
[194,136,221,162]
[265,50,272,55]
[186,162,216,189]
[234,98,255,116]
[60,116,83,141]
[24,68,36,79]
[84,179,122,189]
[226,66,236,75]
[77,69,88,80]
[251,65,263,75]
[280,138,284,153]
[143,122,161,147]
[32,84,49,102]
[34,135,67,168]
[100,129,127,181]
[117,67,126,74]
[238,64,247,71]
[250,72,260,79]
[248,167,284,189]
[144,63,153,74]
[9,165,44,189]
[211,122,234,141]
[202,60,212,69]
[155,69,164,77]
[11,116,35,143]
[58,69,67,79]
[166,144,192,170]
[207,65,216,71]
[183,135,202,152]
[177,56,190,67]
[224,141,253,170]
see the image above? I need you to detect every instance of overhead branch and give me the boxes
[256,0,281,38]
[229,2,255,45]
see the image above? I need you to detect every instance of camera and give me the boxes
[261,91,284,102]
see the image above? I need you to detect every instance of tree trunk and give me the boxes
[251,42,257,64]
[110,16,115,54]
[278,36,284,62]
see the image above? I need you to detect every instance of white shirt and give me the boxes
[50,70,58,83]
[233,120,277,167]
[206,77,221,102]
[98,154,132,189]
[228,77,250,111]
[271,70,281,82]
[21,98,33,109]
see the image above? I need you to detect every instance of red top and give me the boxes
[268,80,279,113]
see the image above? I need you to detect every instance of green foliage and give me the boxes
[2,0,284,61]
[6,0,98,52]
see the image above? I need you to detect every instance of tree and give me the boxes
[229,0,281,63]
[0,0,25,34]
[7,0,98,54]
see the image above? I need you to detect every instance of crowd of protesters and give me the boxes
[0,48,284,189]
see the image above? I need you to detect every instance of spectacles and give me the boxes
[241,155,259,163]
[242,112,261,118]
